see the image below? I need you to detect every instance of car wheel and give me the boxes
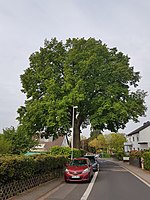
[87,175,91,183]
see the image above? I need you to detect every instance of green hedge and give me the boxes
[143,152,150,170]
[129,150,142,158]
[115,150,125,160]
[49,146,86,158]
[0,154,68,184]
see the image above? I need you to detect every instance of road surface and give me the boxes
[38,159,150,200]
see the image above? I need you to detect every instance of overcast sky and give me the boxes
[0,0,150,137]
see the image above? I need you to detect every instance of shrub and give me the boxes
[0,136,12,154]
[49,146,86,158]
[50,146,71,157]
[0,154,68,184]
[129,150,142,158]
[115,150,125,160]
[143,151,150,171]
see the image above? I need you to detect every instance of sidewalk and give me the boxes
[9,177,64,200]
[112,159,150,185]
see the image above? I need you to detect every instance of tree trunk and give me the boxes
[73,119,80,149]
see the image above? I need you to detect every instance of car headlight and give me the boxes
[65,168,69,173]
[82,168,90,174]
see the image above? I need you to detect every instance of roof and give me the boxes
[32,136,68,152]
[40,136,65,151]
[127,121,150,136]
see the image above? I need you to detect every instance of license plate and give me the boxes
[72,176,80,178]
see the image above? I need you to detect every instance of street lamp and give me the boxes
[71,106,78,160]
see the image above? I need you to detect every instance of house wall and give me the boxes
[61,136,69,147]
[139,126,150,144]
[126,126,150,150]
[127,133,140,150]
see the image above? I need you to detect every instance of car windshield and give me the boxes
[69,159,87,166]
[84,156,96,164]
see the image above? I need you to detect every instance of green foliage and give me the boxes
[107,133,127,152]
[100,152,111,158]
[50,146,71,157]
[115,150,125,160]
[0,134,12,154]
[0,154,68,184]
[2,126,36,154]
[89,134,107,151]
[142,151,150,170]
[80,138,94,153]
[17,37,147,148]
[49,146,85,158]
[129,150,142,158]
[88,132,126,156]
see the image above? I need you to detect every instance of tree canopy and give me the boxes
[17,37,147,148]
[88,133,126,155]
[2,126,35,154]
[0,134,12,154]
[89,134,108,152]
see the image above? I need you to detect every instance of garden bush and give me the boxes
[129,150,142,158]
[100,152,111,158]
[0,154,68,185]
[49,146,86,158]
[115,150,125,160]
[143,151,150,170]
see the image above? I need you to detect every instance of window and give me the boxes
[133,136,134,141]
[137,136,139,141]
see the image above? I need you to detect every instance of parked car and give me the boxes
[64,157,94,183]
[94,154,100,158]
[84,155,99,171]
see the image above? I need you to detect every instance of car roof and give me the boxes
[84,155,95,157]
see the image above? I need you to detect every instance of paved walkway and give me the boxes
[9,159,150,200]
[114,160,150,185]
[9,178,64,200]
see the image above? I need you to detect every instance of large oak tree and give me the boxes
[17,38,147,149]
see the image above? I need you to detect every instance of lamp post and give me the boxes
[71,106,78,160]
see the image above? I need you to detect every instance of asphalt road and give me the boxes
[39,159,150,200]
[88,160,150,200]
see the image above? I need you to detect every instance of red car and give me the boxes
[64,157,94,183]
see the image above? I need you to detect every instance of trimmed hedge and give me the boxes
[0,154,68,185]
[129,150,142,158]
[115,150,125,160]
[129,150,150,170]
[143,152,150,170]
[49,146,86,158]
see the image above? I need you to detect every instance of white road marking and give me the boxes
[122,166,150,188]
[80,172,98,200]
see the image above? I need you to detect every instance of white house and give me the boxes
[124,121,150,153]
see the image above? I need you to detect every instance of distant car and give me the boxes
[64,157,94,183]
[84,155,99,171]
[94,154,100,158]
